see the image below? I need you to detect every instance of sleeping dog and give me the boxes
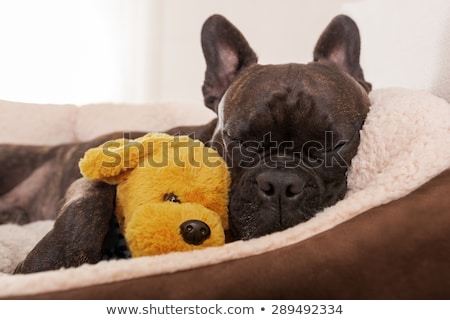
[199,15,371,239]
[3,14,371,272]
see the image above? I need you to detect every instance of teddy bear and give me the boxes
[79,132,230,258]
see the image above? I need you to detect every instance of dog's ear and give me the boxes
[201,14,258,112]
[313,15,371,92]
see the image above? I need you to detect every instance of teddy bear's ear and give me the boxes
[79,132,176,184]
[79,137,145,184]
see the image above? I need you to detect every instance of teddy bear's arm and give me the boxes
[14,178,116,274]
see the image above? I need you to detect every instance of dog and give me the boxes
[197,14,371,239]
[5,14,371,273]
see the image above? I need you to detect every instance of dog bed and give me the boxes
[0,87,449,299]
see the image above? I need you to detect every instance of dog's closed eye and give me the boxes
[328,141,346,152]
[222,131,240,144]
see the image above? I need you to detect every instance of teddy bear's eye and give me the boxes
[163,192,181,203]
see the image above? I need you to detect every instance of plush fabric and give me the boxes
[79,133,231,256]
[0,87,449,299]
[0,221,53,274]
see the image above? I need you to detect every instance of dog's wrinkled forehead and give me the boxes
[217,62,369,142]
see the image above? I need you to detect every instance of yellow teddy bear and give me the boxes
[79,133,230,258]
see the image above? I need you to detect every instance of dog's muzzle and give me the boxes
[228,155,326,240]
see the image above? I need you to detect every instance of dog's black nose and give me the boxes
[180,220,211,245]
[256,171,305,202]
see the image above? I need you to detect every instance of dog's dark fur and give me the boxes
[200,14,371,239]
[2,14,371,273]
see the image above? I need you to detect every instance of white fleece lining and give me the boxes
[0,87,449,297]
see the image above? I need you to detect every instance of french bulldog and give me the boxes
[196,14,371,240]
[7,14,371,273]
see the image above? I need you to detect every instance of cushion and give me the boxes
[0,100,215,145]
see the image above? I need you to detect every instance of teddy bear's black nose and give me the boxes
[180,220,211,245]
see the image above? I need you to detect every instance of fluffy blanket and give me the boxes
[0,87,449,297]
[0,221,53,274]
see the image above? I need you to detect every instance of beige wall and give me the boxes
[0,0,448,105]
[156,0,450,104]
[343,0,450,102]
[155,0,350,104]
